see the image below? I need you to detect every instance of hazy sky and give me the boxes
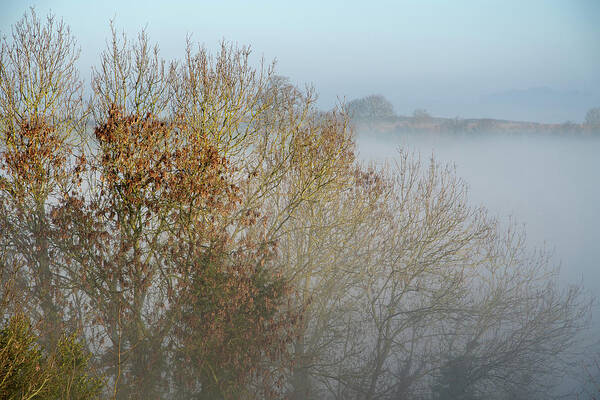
[1,0,599,122]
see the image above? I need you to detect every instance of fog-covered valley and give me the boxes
[357,133,600,295]
[2,2,600,399]
[355,131,600,396]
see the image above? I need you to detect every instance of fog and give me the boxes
[2,3,600,398]
[354,131,600,397]
[357,131,600,312]
[2,1,599,123]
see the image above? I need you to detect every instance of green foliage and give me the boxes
[48,334,105,399]
[0,314,44,399]
[0,313,104,400]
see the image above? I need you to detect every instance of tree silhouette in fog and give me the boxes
[347,95,396,120]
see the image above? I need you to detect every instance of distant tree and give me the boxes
[560,120,581,134]
[585,107,600,125]
[346,95,395,120]
[412,108,431,120]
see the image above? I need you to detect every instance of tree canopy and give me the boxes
[585,107,600,125]
[346,94,396,120]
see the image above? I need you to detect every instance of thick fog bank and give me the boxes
[357,133,600,299]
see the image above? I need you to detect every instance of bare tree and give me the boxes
[286,152,591,400]
[0,10,592,400]
[0,8,86,347]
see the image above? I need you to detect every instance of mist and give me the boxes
[354,129,600,397]
[356,133,600,293]
[2,0,599,123]
[2,2,600,399]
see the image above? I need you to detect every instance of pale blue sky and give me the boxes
[1,0,599,122]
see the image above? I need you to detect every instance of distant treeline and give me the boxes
[348,95,600,136]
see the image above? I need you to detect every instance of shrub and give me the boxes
[0,313,103,400]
